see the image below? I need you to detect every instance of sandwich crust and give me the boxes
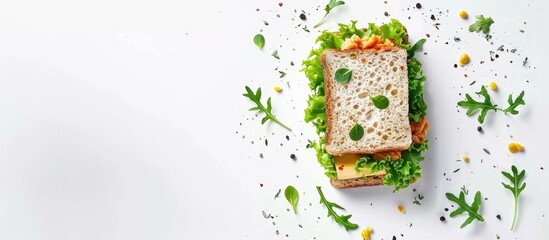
[330,175,385,188]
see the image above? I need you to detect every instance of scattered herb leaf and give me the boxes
[285,185,299,214]
[461,185,469,195]
[314,0,346,28]
[253,34,265,49]
[483,148,491,155]
[262,210,272,219]
[371,95,390,110]
[457,86,526,123]
[469,15,494,37]
[243,86,292,131]
[349,123,364,141]
[279,71,286,78]
[446,190,485,228]
[413,194,424,205]
[522,57,528,66]
[453,36,461,42]
[334,68,352,83]
[501,165,526,230]
[434,23,440,29]
[316,186,358,231]
[274,189,281,199]
[469,81,476,86]
[272,50,280,59]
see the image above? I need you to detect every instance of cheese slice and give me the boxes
[334,154,386,180]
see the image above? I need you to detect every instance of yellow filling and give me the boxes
[334,155,385,180]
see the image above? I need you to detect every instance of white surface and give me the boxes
[0,0,547,239]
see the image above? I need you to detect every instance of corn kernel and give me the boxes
[489,82,497,90]
[361,227,373,240]
[397,204,405,213]
[508,143,518,153]
[463,156,470,163]
[516,143,524,151]
[459,53,470,66]
[274,86,282,92]
[459,10,468,19]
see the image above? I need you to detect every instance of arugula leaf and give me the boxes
[457,86,526,123]
[501,165,526,230]
[316,186,358,231]
[314,0,345,28]
[349,123,364,141]
[285,185,299,214]
[253,34,265,49]
[407,39,426,59]
[370,95,389,109]
[446,190,485,228]
[469,15,494,36]
[243,86,292,131]
[503,91,526,115]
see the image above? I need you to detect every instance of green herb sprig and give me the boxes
[371,95,389,109]
[285,185,299,214]
[316,186,358,231]
[501,165,526,230]
[457,86,525,123]
[334,68,352,83]
[349,123,364,141]
[253,34,265,49]
[314,0,345,28]
[469,15,494,37]
[243,86,292,131]
[446,190,485,228]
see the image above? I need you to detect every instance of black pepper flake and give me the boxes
[393,236,397,240]
[483,148,491,155]
[416,3,422,9]
[265,139,268,146]
[260,183,264,187]
[286,135,290,140]
[496,214,501,220]
[299,13,307,21]
[440,216,446,221]
[290,154,296,160]
[453,64,458,68]
[444,208,449,212]
[384,11,390,17]
[477,126,483,132]
[453,168,460,173]
[430,14,436,20]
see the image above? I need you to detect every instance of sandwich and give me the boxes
[303,19,429,191]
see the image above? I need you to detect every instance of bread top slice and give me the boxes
[321,47,412,156]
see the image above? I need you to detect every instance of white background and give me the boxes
[0,0,547,239]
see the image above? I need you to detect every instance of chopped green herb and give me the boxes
[483,148,491,155]
[371,95,390,109]
[316,186,358,231]
[469,15,494,37]
[314,0,345,28]
[453,36,461,42]
[446,190,485,228]
[243,86,292,131]
[272,50,280,59]
[262,210,272,219]
[279,71,286,78]
[413,194,424,205]
[253,34,265,49]
[334,68,352,83]
[501,165,526,230]
[434,23,440,30]
[460,185,469,195]
[349,123,364,141]
[285,185,299,214]
[457,86,525,123]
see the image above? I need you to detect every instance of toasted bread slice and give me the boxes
[321,47,412,156]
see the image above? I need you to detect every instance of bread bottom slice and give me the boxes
[330,174,385,189]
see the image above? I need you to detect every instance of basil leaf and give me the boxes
[349,123,364,141]
[371,95,389,109]
[334,68,352,83]
[253,34,265,50]
[284,185,299,214]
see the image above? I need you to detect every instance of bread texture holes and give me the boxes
[353,104,359,109]
[391,89,398,95]
[382,135,389,140]
[373,122,379,128]
[389,61,394,66]
[367,127,374,134]
[358,92,368,99]
[386,84,392,90]
[392,66,397,72]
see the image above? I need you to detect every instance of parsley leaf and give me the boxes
[457,86,525,123]
[314,0,345,28]
[501,165,526,230]
[469,15,494,36]
[316,186,358,231]
[243,86,292,131]
[446,190,485,228]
